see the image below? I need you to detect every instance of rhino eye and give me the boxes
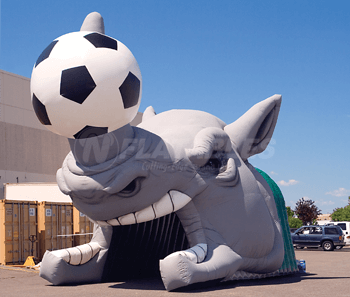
[200,151,227,175]
[205,157,222,169]
[118,177,143,197]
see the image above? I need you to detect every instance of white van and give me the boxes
[327,222,350,246]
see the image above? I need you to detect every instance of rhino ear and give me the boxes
[224,94,282,161]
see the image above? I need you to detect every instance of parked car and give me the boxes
[291,225,345,251]
[290,228,298,234]
[326,222,350,247]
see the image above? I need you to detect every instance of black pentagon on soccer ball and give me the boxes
[119,72,140,109]
[60,66,96,104]
[35,40,59,67]
[32,93,51,125]
[74,125,108,139]
[84,33,118,50]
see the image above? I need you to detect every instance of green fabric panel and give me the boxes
[255,168,298,272]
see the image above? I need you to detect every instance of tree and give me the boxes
[294,197,322,225]
[289,217,303,228]
[286,206,303,228]
[331,205,350,221]
[286,206,294,218]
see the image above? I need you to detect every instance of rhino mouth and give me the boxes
[93,190,192,226]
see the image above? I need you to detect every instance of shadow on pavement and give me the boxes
[109,276,166,291]
[108,273,312,292]
[295,247,350,252]
[109,271,350,293]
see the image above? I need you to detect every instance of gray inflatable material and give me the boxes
[35,12,290,291]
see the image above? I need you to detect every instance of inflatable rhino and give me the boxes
[39,93,284,291]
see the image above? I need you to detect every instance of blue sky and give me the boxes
[1,0,349,214]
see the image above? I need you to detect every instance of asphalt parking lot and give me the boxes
[1,246,350,297]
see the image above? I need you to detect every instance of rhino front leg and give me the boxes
[160,201,244,291]
[39,224,113,285]
[164,200,208,264]
[160,243,244,291]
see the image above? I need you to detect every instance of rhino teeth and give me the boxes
[96,190,191,226]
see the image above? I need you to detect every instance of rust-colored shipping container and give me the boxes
[0,200,38,265]
[73,207,94,246]
[37,202,74,259]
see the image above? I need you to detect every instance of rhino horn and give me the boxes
[80,12,105,34]
[224,94,282,161]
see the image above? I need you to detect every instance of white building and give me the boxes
[0,69,141,200]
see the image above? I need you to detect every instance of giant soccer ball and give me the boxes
[30,31,142,139]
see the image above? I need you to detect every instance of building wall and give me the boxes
[0,70,47,130]
[0,70,71,199]
[0,69,142,199]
